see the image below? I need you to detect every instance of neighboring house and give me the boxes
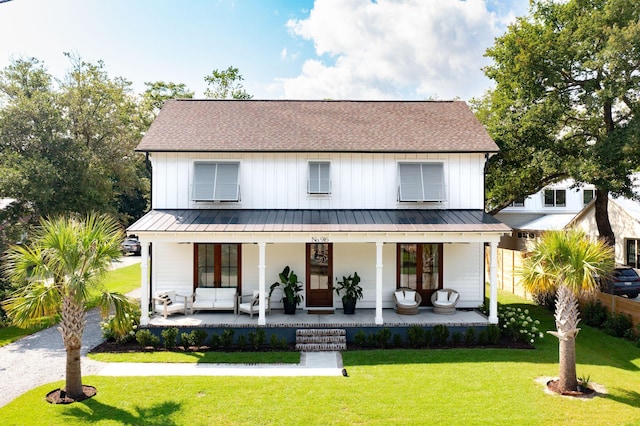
[494,179,595,250]
[569,196,640,267]
[128,100,510,326]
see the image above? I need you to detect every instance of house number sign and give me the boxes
[311,236,330,243]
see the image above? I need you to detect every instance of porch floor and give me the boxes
[147,307,489,328]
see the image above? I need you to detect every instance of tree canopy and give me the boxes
[476,0,640,244]
[204,66,252,99]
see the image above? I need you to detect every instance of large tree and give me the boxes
[2,213,136,401]
[520,229,613,393]
[204,66,252,99]
[477,0,640,246]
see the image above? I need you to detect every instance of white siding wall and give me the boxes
[151,242,193,296]
[150,152,486,210]
[443,243,485,308]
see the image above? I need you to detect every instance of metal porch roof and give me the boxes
[128,209,511,234]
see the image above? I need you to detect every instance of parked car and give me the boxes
[600,266,640,298]
[120,236,141,256]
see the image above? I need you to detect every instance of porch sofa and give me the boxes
[191,287,238,313]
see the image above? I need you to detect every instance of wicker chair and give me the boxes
[431,289,460,315]
[393,287,422,315]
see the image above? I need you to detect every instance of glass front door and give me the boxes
[306,243,333,307]
[397,243,442,305]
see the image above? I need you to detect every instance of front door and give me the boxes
[397,243,442,305]
[306,243,333,307]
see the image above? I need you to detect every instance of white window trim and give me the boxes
[192,161,241,202]
[397,162,446,202]
[308,161,332,195]
[543,188,566,207]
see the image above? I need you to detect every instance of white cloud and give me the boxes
[279,0,519,100]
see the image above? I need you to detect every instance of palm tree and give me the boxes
[2,213,136,400]
[519,229,614,392]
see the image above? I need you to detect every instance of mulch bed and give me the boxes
[46,385,97,404]
[546,379,595,398]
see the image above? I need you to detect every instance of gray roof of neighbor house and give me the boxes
[136,99,498,153]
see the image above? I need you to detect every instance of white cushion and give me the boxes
[397,300,415,307]
[436,290,448,303]
[252,290,259,298]
[192,300,215,309]
[213,300,235,309]
[216,288,237,301]
[449,292,459,304]
[195,288,217,301]
[404,290,416,302]
[394,291,404,301]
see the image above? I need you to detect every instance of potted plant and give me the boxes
[269,266,304,314]
[334,272,363,314]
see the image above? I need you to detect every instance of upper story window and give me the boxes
[511,196,525,207]
[308,161,331,194]
[192,162,240,201]
[398,162,445,202]
[583,189,595,206]
[544,189,566,207]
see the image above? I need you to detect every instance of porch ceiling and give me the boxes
[128,209,510,234]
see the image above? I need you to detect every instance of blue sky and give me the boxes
[0,0,529,101]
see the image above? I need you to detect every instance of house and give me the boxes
[128,100,510,327]
[494,179,595,250]
[569,195,640,267]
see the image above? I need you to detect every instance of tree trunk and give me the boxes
[59,296,86,399]
[549,285,580,392]
[595,189,615,247]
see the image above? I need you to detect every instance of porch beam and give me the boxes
[258,242,267,325]
[375,242,384,325]
[489,241,498,324]
[140,242,150,325]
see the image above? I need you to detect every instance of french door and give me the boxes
[397,243,442,305]
[193,243,241,292]
[306,243,333,307]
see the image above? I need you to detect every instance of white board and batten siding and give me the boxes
[150,152,486,210]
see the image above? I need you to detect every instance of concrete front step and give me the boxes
[295,328,347,351]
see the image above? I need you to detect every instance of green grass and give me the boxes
[89,350,299,364]
[0,263,140,347]
[2,288,640,424]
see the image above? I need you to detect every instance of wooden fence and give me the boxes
[485,247,530,300]
[487,248,640,329]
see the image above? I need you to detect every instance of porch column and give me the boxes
[140,242,150,325]
[489,241,498,324]
[258,242,267,326]
[375,242,384,325]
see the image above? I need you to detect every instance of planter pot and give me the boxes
[283,299,297,314]
[342,297,357,315]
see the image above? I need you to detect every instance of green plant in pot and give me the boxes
[335,272,363,314]
[269,266,304,314]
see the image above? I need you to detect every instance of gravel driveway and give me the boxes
[0,256,141,407]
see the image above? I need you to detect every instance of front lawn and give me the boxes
[2,289,640,424]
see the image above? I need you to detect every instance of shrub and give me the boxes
[498,306,543,345]
[603,312,633,338]
[375,328,392,348]
[407,326,424,348]
[432,324,449,347]
[581,299,610,328]
[354,330,367,347]
[190,329,208,347]
[393,333,403,348]
[100,308,140,344]
[221,329,235,349]
[209,332,220,348]
[476,329,488,345]
[269,333,288,350]
[487,324,500,345]
[180,332,193,349]
[248,329,266,350]
[451,331,462,346]
[237,334,247,349]
[135,329,159,348]
[161,327,178,349]
[463,327,476,346]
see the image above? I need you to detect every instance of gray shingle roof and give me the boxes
[136,100,498,153]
